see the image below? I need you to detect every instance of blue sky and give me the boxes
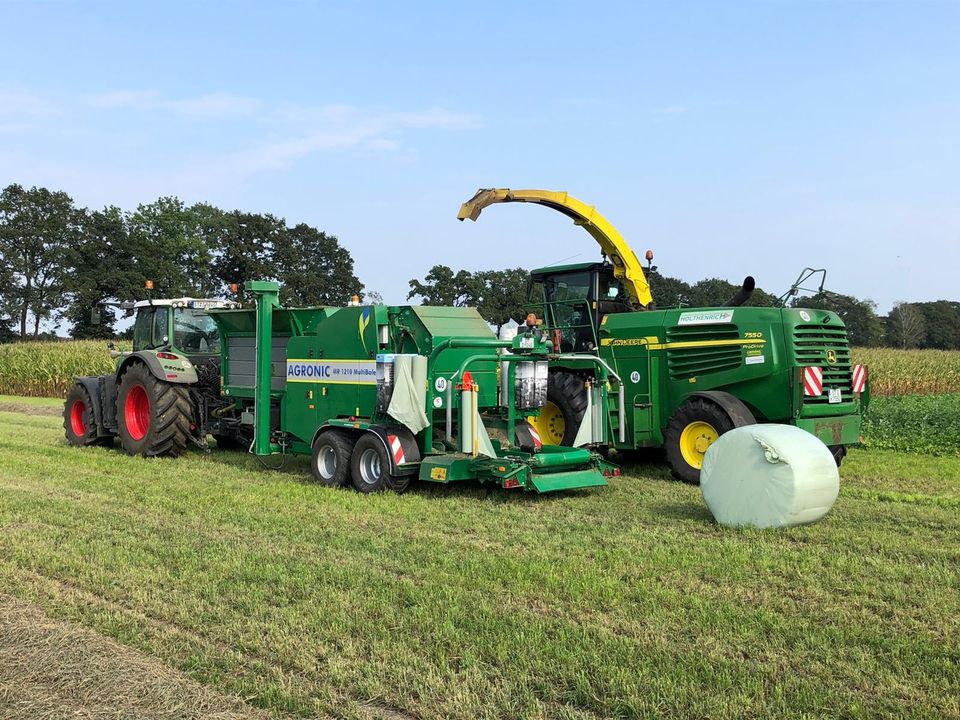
[1,1,958,313]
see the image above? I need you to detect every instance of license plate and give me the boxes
[828,387,842,404]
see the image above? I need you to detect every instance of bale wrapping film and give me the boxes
[700,424,839,528]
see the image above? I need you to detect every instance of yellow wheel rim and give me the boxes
[679,421,719,470]
[528,401,565,445]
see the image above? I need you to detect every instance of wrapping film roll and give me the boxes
[701,424,840,529]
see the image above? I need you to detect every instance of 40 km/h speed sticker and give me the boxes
[630,371,641,384]
[434,377,447,392]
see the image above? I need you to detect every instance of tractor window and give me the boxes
[152,310,169,347]
[174,308,220,354]
[133,309,154,351]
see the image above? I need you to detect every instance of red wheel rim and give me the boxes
[124,385,150,441]
[70,400,86,437]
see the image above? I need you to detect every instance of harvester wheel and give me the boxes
[63,383,109,447]
[311,430,354,487]
[116,363,193,457]
[528,371,588,446]
[665,398,754,485]
[829,444,847,467]
[350,434,402,493]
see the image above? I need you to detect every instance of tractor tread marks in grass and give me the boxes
[117,363,193,457]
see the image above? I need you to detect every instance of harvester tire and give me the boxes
[829,444,847,467]
[63,383,109,447]
[665,398,753,485]
[116,363,192,457]
[538,371,589,447]
[311,430,354,487]
[350,433,400,493]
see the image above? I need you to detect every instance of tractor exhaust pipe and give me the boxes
[726,276,755,307]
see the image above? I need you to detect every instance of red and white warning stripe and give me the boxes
[852,364,867,394]
[803,366,823,396]
[528,425,543,449]
[387,434,405,465]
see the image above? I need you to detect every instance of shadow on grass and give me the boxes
[652,500,714,523]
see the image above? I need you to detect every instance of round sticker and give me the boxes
[630,371,641,384]
[799,310,811,322]
[433,396,443,408]
[434,377,447,392]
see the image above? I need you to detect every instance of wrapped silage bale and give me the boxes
[700,424,839,528]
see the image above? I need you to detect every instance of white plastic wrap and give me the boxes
[700,424,839,528]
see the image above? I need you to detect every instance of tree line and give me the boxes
[2,183,957,349]
[407,264,960,350]
[0,184,362,340]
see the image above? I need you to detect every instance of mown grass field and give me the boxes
[0,403,957,719]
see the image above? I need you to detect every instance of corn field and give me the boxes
[852,348,960,396]
[0,341,126,398]
[1,341,959,399]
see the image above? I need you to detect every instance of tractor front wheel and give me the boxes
[664,398,755,485]
[116,363,193,457]
[63,383,109,447]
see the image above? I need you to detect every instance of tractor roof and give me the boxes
[133,298,241,310]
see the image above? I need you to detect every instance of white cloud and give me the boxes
[87,90,261,118]
[0,92,57,116]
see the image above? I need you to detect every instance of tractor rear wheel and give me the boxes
[528,371,588,447]
[829,444,847,467]
[311,429,354,487]
[116,363,193,457]
[664,398,755,485]
[63,383,109,447]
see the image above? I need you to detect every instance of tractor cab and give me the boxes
[528,262,631,352]
[130,299,236,357]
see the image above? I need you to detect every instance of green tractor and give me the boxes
[459,189,870,483]
[63,296,243,456]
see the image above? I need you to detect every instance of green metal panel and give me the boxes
[530,469,609,493]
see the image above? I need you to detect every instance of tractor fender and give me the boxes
[116,351,198,385]
[686,391,757,428]
[74,375,111,435]
[366,425,422,476]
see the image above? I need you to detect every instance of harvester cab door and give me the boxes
[541,270,598,352]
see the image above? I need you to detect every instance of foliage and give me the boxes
[407,264,479,307]
[913,300,960,350]
[885,301,927,348]
[852,347,960,395]
[0,184,83,337]
[276,223,362,306]
[407,265,530,329]
[0,411,957,718]
[861,393,960,455]
[645,271,778,309]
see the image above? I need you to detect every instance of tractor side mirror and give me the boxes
[90,306,102,325]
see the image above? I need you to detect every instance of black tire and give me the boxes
[213,433,249,451]
[829,444,847,467]
[541,371,589,446]
[664,398,755,485]
[63,383,110,447]
[350,434,400,493]
[311,430,354,487]
[116,362,193,457]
